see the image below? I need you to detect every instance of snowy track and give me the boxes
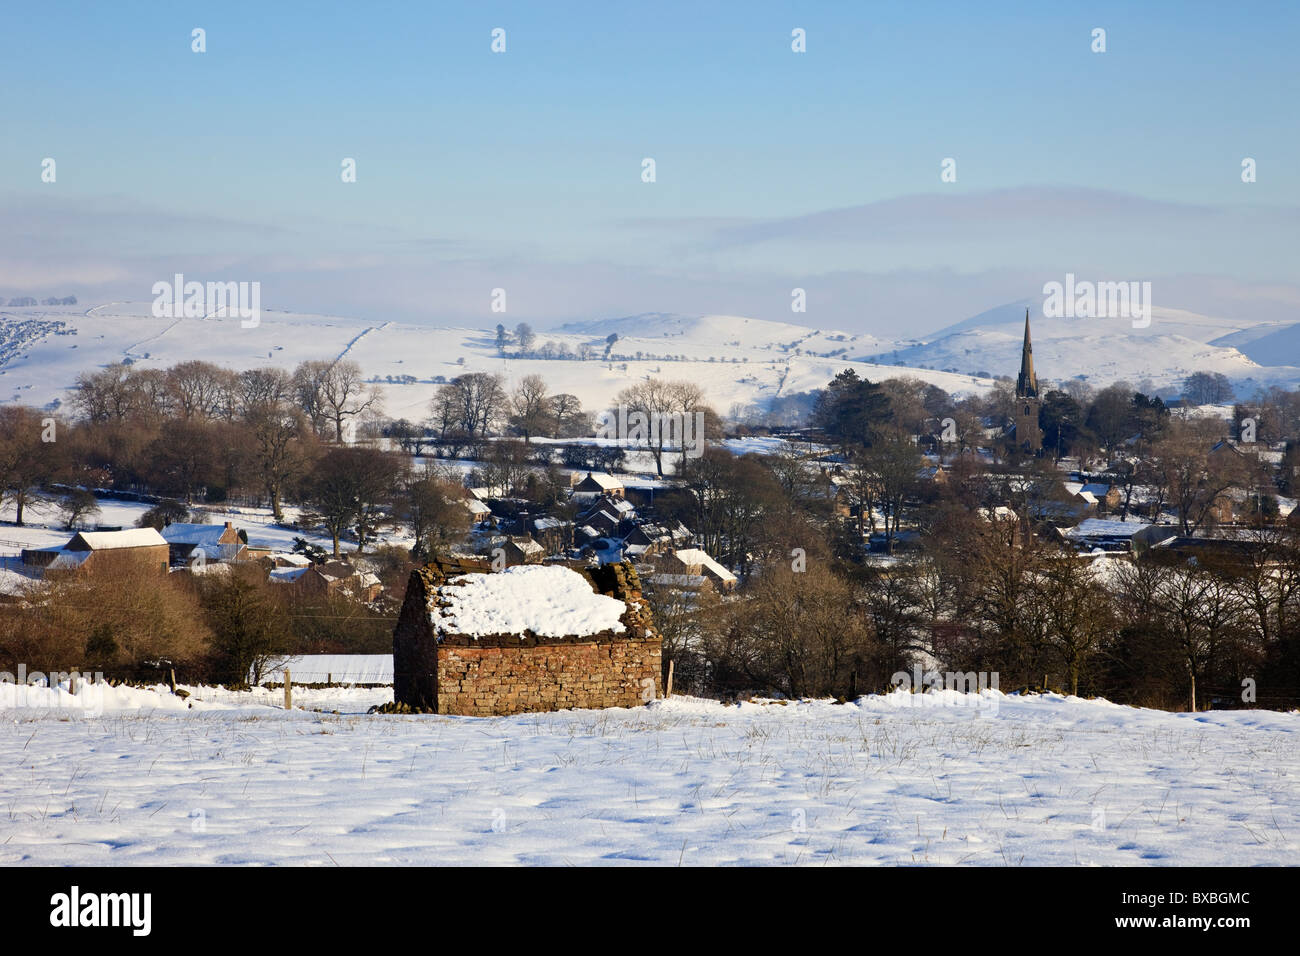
[0,687,1296,866]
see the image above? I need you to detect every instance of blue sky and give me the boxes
[2,0,1297,334]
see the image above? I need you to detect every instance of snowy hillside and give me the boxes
[869,298,1300,397]
[5,298,1299,418]
[0,302,982,418]
[0,686,1295,865]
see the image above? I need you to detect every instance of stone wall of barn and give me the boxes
[436,632,661,716]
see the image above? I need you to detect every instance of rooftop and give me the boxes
[431,565,627,639]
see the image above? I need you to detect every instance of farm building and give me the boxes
[158,521,246,566]
[392,555,661,716]
[21,528,170,575]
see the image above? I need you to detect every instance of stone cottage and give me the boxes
[392,555,661,716]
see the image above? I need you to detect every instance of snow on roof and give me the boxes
[532,517,568,531]
[432,565,626,638]
[186,562,233,577]
[674,548,737,583]
[1065,518,1152,539]
[648,573,708,588]
[158,523,231,546]
[511,538,545,554]
[270,566,310,583]
[577,472,622,490]
[71,528,168,550]
[49,550,92,569]
[274,553,312,566]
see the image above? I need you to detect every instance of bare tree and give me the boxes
[396,462,473,560]
[616,377,676,476]
[319,359,382,443]
[0,406,53,526]
[548,392,590,438]
[1150,418,1253,535]
[166,360,237,420]
[514,323,536,353]
[436,373,506,439]
[303,446,404,556]
[292,360,333,436]
[509,374,552,443]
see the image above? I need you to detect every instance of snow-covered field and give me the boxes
[0,683,1295,866]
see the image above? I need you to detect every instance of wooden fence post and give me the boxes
[169,668,177,695]
[665,660,675,699]
[284,668,292,710]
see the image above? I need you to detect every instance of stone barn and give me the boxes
[392,555,661,716]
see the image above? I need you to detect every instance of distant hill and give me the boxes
[865,299,1300,398]
[2,298,1297,418]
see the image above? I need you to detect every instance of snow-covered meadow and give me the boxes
[0,683,1295,866]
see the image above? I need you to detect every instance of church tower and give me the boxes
[1014,308,1042,453]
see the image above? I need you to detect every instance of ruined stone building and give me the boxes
[392,555,661,716]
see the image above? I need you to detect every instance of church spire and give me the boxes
[1016,308,1038,398]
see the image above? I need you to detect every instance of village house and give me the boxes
[158,521,246,566]
[391,555,661,715]
[653,548,738,591]
[21,528,170,576]
[529,516,573,553]
[621,521,693,559]
[1062,481,1121,515]
[580,506,623,539]
[572,471,625,499]
[583,494,636,522]
[500,536,546,566]
[270,559,383,601]
[462,496,493,525]
[1059,517,1156,553]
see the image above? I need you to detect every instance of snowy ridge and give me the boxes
[4,298,1299,418]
